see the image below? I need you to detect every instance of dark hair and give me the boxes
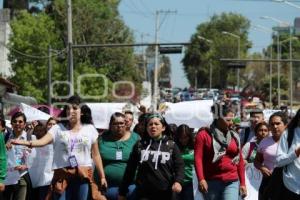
[168,123,178,140]
[211,103,234,119]
[143,113,171,139]
[33,124,47,139]
[269,111,288,125]
[11,112,27,124]
[175,124,194,151]
[249,109,264,116]
[254,122,269,135]
[124,111,133,116]
[80,104,93,124]
[286,108,300,146]
[46,117,57,125]
[0,118,5,128]
[58,95,93,125]
[108,112,125,130]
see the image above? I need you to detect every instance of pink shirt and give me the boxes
[257,136,278,171]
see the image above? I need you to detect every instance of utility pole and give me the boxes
[48,46,52,105]
[277,32,281,107]
[67,0,74,95]
[153,10,177,111]
[141,33,147,81]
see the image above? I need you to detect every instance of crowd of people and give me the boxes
[0,95,299,200]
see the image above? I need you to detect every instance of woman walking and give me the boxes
[194,103,247,200]
[12,95,107,200]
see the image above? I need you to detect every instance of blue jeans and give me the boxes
[105,184,136,200]
[203,180,239,200]
[53,178,89,200]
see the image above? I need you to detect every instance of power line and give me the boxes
[0,42,66,59]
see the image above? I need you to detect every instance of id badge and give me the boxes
[116,150,122,160]
[68,155,78,167]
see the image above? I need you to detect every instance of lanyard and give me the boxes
[69,135,77,155]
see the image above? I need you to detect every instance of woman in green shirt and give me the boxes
[97,112,139,200]
[174,124,194,200]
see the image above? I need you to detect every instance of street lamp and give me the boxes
[280,36,298,112]
[222,31,240,91]
[197,36,213,89]
[273,0,300,9]
[252,25,274,108]
[260,16,290,107]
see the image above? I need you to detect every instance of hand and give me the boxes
[137,105,147,113]
[198,179,208,193]
[15,165,28,171]
[0,183,5,192]
[118,195,126,200]
[100,177,107,190]
[172,182,182,193]
[295,147,300,157]
[260,166,272,177]
[239,186,247,198]
[6,141,12,149]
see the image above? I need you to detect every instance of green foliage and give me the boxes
[8,11,62,102]
[182,12,251,88]
[8,0,142,103]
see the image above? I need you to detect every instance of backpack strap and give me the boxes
[243,127,250,146]
[246,141,256,161]
[26,132,32,141]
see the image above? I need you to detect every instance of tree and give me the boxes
[182,12,251,89]
[8,0,143,103]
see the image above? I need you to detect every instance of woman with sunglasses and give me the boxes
[4,112,34,200]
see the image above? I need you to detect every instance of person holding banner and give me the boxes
[194,103,247,200]
[254,111,287,200]
[11,95,107,200]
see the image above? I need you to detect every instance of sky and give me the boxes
[118,0,300,88]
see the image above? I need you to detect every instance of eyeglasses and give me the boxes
[12,120,24,124]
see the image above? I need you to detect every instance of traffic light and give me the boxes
[226,62,246,68]
[159,46,182,54]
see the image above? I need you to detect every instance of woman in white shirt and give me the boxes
[12,95,107,200]
[276,109,300,200]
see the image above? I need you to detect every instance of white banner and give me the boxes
[163,100,214,129]
[87,103,126,129]
[28,145,54,188]
[244,163,262,200]
[20,103,50,122]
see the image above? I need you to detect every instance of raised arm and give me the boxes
[11,132,53,147]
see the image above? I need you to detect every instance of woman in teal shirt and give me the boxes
[97,112,139,200]
[175,124,194,200]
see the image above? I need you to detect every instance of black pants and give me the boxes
[259,176,271,200]
[282,184,300,200]
[135,187,173,200]
[3,173,32,200]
